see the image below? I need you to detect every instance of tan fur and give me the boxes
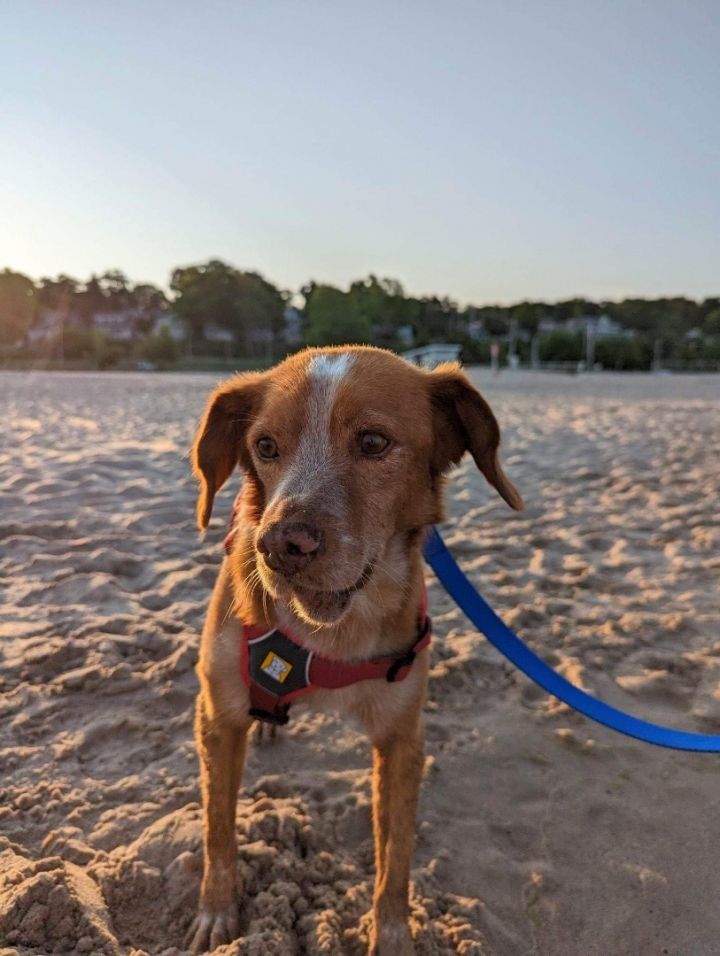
[187,346,521,954]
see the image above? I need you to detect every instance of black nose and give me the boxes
[257,521,322,575]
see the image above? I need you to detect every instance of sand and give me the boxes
[1,367,719,956]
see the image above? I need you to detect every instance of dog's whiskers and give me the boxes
[373,556,411,594]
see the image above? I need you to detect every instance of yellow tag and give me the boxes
[260,651,293,683]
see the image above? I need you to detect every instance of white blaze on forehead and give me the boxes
[308,352,354,383]
[270,352,355,508]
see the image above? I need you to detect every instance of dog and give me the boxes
[187,345,522,954]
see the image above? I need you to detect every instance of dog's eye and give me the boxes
[255,436,279,460]
[359,432,390,456]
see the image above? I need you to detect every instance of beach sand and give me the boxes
[1,367,719,956]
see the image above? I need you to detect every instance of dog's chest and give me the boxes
[209,617,423,738]
[302,674,423,737]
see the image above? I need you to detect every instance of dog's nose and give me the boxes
[257,522,322,575]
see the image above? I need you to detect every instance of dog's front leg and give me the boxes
[187,695,250,954]
[370,719,424,955]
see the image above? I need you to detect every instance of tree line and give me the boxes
[1,260,718,370]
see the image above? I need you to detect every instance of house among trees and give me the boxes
[539,313,636,338]
[282,306,303,346]
[93,310,140,342]
[25,307,78,345]
[150,313,185,342]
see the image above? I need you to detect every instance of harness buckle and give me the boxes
[385,615,431,683]
[386,649,417,683]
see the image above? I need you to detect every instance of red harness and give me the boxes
[224,497,431,725]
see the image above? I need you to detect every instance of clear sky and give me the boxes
[1,0,718,304]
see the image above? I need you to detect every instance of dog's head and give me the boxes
[193,346,521,626]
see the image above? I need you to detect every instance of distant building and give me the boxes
[150,312,186,342]
[539,314,635,338]
[283,306,303,345]
[204,323,234,345]
[371,323,416,348]
[467,318,487,340]
[566,314,634,337]
[26,308,79,344]
[25,305,177,352]
[93,310,137,342]
[396,324,415,347]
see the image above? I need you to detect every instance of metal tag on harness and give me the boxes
[247,629,311,698]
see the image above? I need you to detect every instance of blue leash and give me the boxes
[423,527,720,753]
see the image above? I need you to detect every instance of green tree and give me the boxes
[703,307,720,336]
[132,283,169,333]
[345,275,420,346]
[76,275,107,325]
[171,260,238,350]
[414,296,461,343]
[52,326,99,361]
[305,285,373,345]
[474,307,509,337]
[171,259,284,355]
[235,270,287,356]
[554,298,601,322]
[98,270,131,309]
[512,301,540,334]
[594,337,650,370]
[539,330,583,363]
[136,327,179,366]
[0,269,36,346]
[36,274,79,311]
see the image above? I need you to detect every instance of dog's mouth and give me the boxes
[289,563,374,623]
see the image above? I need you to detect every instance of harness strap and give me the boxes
[241,614,431,725]
[310,618,431,689]
[248,686,291,725]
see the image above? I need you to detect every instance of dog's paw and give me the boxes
[370,920,414,955]
[185,905,239,954]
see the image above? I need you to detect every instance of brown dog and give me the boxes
[187,345,521,954]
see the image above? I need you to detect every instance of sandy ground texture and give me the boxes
[1,367,719,956]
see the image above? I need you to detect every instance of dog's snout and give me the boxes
[258,521,322,575]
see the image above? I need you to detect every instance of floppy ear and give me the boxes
[191,372,266,531]
[428,363,523,511]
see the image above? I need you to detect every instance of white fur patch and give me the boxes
[269,352,354,511]
[308,352,354,383]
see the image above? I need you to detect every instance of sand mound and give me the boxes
[0,842,115,954]
[83,785,492,954]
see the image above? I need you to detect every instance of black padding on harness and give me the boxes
[247,630,312,697]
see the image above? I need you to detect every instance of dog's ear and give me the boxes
[192,372,266,531]
[428,363,523,511]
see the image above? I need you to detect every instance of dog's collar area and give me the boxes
[240,610,431,726]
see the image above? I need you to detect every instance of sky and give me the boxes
[1,0,718,305]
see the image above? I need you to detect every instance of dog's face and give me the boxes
[193,346,521,625]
